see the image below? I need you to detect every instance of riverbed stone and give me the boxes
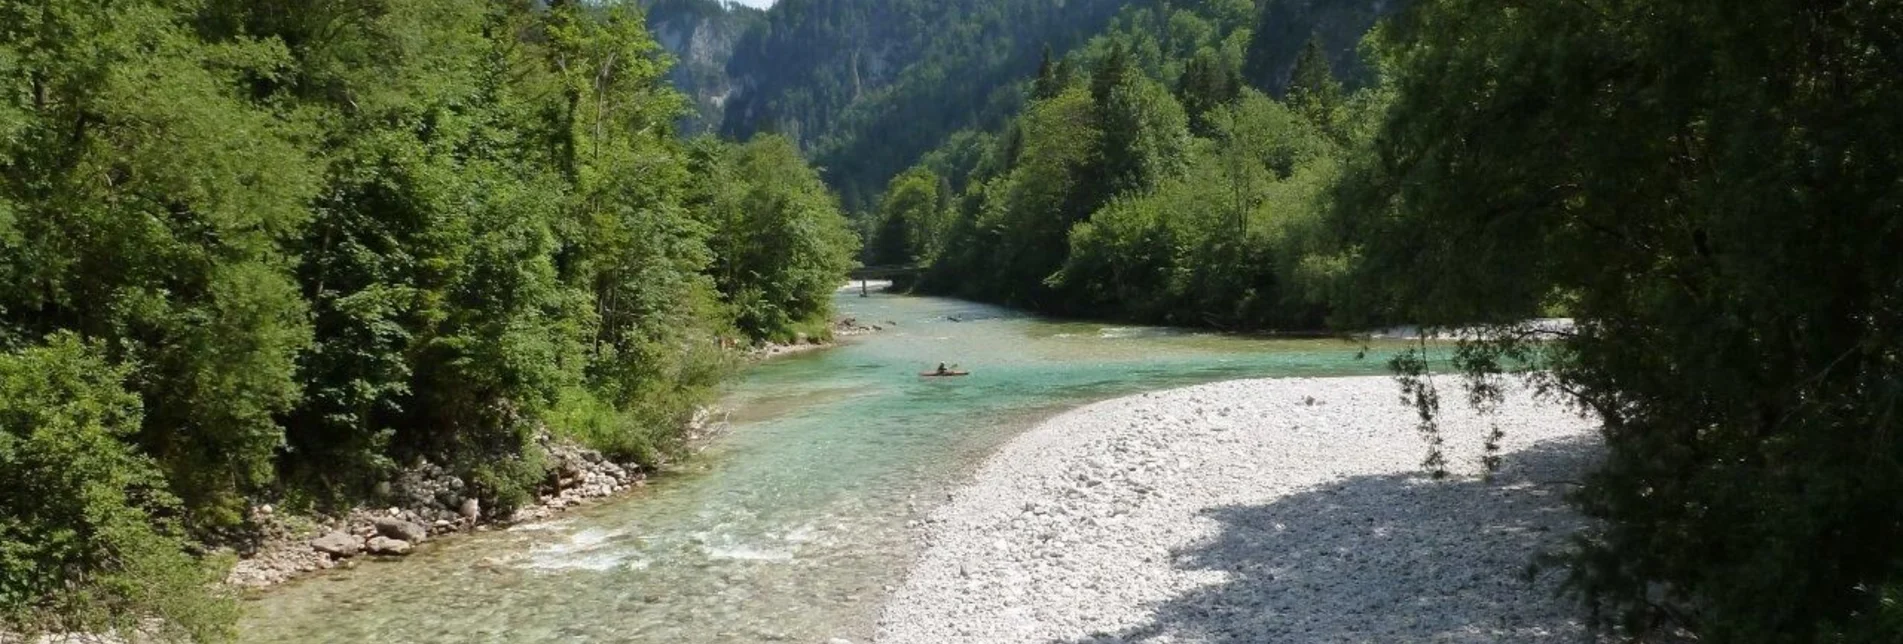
[310,531,362,558]
[374,517,428,542]
[366,536,412,556]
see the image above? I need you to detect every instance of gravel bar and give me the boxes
[877,376,1602,643]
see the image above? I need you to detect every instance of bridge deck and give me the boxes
[848,264,923,280]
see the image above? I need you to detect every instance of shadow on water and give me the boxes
[1064,438,1602,644]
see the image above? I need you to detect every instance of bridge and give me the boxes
[846,264,924,295]
[848,263,924,281]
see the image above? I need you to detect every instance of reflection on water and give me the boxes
[238,291,1416,643]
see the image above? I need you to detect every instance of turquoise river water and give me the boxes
[237,290,1414,643]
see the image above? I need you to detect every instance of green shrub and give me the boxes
[549,335,733,468]
[548,389,667,467]
[0,335,236,641]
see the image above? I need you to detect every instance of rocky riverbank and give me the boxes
[878,376,1604,643]
[226,408,726,589]
[231,312,886,590]
[746,316,891,360]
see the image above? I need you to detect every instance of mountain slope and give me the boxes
[1243,0,1398,92]
[636,0,1401,212]
[714,0,1131,210]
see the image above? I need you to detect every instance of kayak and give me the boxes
[920,371,970,377]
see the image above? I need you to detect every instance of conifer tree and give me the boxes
[1285,36,1343,137]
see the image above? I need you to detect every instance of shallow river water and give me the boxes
[238,291,1413,643]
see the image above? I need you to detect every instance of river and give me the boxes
[237,290,1414,643]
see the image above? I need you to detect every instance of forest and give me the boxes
[0,0,853,639]
[886,0,1366,331]
[4,0,1902,641]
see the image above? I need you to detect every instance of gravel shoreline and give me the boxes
[878,376,1603,643]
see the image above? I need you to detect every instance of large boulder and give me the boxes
[366,536,413,556]
[310,531,363,558]
[374,517,429,542]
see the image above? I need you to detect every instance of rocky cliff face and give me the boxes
[641,0,764,133]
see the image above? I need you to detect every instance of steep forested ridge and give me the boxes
[715,0,1394,212]
[714,0,1129,212]
[636,0,1394,213]
[1239,0,1392,92]
[0,0,853,638]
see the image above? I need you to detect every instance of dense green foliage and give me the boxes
[0,0,853,637]
[866,167,949,266]
[1,0,320,531]
[0,336,236,640]
[906,0,1363,330]
[689,135,859,342]
[1333,0,1903,640]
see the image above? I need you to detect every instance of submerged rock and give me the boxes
[366,536,413,556]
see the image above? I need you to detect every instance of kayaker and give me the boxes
[934,362,949,375]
